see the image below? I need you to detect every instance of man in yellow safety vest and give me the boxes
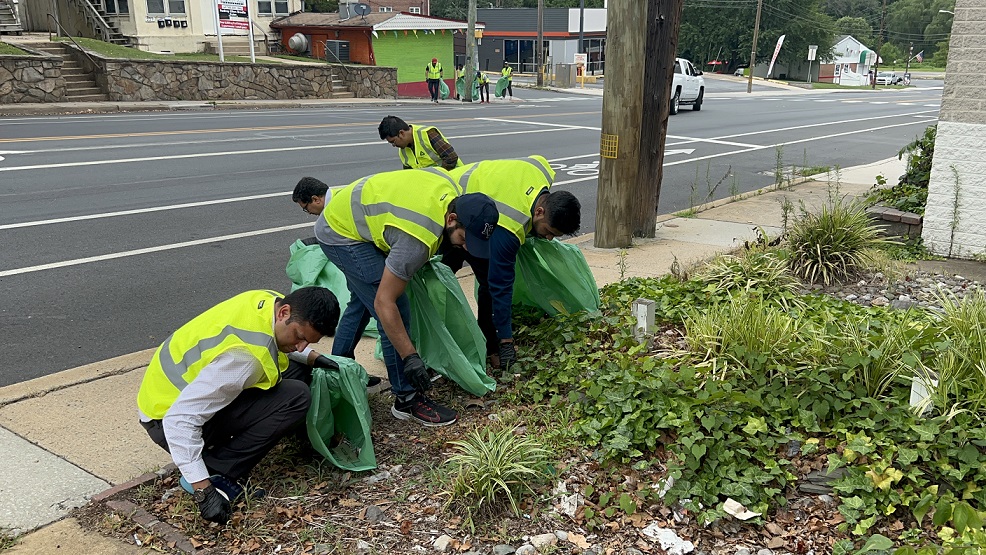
[447,156,581,369]
[316,167,498,427]
[501,61,513,99]
[137,286,341,524]
[378,115,462,171]
[425,57,443,103]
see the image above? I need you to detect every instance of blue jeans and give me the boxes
[320,242,415,396]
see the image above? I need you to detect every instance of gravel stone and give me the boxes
[494,545,517,555]
[530,533,558,549]
[516,545,537,555]
[434,535,454,552]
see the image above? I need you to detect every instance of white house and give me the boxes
[819,35,875,84]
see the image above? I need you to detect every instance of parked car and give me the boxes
[671,58,706,115]
[733,67,746,77]
[875,71,904,85]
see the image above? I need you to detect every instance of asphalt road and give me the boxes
[0,77,943,386]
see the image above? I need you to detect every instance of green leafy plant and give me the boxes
[867,126,936,215]
[696,250,802,309]
[788,199,888,285]
[444,426,551,526]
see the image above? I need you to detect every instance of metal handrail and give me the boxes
[320,40,350,77]
[46,13,98,66]
[251,20,270,55]
[79,0,114,42]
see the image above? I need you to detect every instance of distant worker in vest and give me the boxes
[426,57,443,103]
[455,64,465,99]
[137,287,341,524]
[501,61,514,99]
[477,70,490,103]
[378,115,462,171]
[316,168,498,427]
[448,156,581,370]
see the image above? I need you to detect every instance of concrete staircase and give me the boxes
[33,42,110,102]
[0,0,24,35]
[69,0,131,45]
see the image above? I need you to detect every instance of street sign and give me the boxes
[574,53,588,66]
[218,0,249,30]
[808,44,817,61]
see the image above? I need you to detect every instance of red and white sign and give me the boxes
[218,0,249,30]
[766,34,786,78]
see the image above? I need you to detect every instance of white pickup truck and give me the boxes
[670,57,705,115]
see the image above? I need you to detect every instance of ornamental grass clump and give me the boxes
[832,315,919,398]
[912,289,986,417]
[697,250,803,310]
[683,293,827,381]
[444,426,550,523]
[788,199,887,285]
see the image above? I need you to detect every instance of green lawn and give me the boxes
[51,36,261,63]
[272,54,329,64]
[0,41,29,55]
[807,82,908,90]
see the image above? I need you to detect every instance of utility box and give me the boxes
[554,63,577,88]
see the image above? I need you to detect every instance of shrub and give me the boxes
[788,199,887,285]
[696,250,803,309]
[867,125,936,215]
[444,426,550,524]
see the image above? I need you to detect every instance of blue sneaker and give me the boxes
[179,476,194,495]
[179,474,264,501]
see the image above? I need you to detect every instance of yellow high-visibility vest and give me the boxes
[450,155,554,244]
[137,290,286,420]
[398,125,463,169]
[427,62,443,79]
[323,167,460,257]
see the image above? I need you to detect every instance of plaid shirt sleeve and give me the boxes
[427,128,459,170]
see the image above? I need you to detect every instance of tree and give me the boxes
[835,16,873,44]
[821,0,879,20]
[880,42,903,65]
[931,38,948,66]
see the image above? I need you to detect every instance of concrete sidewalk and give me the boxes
[0,156,906,553]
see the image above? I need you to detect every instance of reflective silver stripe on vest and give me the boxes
[351,173,444,239]
[519,156,554,185]
[416,126,442,166]
[457,164,478,193]
[158,325,278,392]
[418,166,458,188]
[494,200,530,228]
[350,176,373,241]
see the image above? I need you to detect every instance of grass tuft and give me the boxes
[788,199,887,285]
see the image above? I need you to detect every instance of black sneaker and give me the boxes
[391,394,458,427]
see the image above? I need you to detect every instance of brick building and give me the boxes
[921,0,986,258]
[365,0,429,15]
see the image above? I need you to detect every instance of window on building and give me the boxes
[146,0,164,14]
[104,0,130,14]
[169,0,185,14]
[409,6,420,13]
[258,0,289,15]
[379,6,393,12]
[146,0,184,15]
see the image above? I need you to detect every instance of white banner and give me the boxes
[218,0,249,30]
[766,34,786,78]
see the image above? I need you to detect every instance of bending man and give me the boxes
[316,167,498,427]
[448,156,581,369]
[379,115,462,171]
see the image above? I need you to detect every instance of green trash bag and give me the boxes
[286,239,379,338]
[456,78,480,101]
[439,80,450,100]
[407,258,496,397]
[495,76,509,98]
[306,356,376,472]
[512,238,601,315]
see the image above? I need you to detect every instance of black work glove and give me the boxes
[196,485,231,524]
[402,353,432,393]
[499,342,517,371]
[312,354,339,370]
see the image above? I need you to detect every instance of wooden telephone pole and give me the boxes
[536,0,544,87]
[464,0,477,102]
[595,0,685,247]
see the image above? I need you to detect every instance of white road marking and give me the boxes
[870,101,889,104]
[667,135,759,148]
[665,149,696,155]
[0,223,312,277]
[476,117,600,131]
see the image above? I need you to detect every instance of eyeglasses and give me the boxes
[300,202,312,214]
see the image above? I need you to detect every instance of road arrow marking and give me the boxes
[665,149,696,156]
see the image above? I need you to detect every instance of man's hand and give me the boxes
[402,353,432,393]
[196,485,231,524]
[498,341,517,371]
[312,354,339,370]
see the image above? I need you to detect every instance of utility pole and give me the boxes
[465,0,477,101]
[595,0,684,246]
[873,0,887,89]
[536,0,544,86]
[578,0,585,53]
[904,42,913,81]
[746,0,763,93]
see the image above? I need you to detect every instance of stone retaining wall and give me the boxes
[867,206,923,239]
[0,46,66,103]
[64,44,397,102]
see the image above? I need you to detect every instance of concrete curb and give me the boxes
[0,97,443,117]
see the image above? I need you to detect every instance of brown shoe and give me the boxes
[488,353,500,370]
